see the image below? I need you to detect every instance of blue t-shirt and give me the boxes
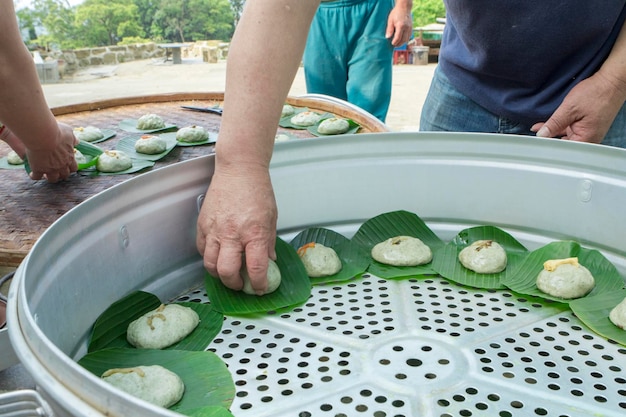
[439,1,626,125]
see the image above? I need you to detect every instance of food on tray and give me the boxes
[458,240,507,274]
[101,365,184,408]
[371,236,432,266]
[136,113,165,130]
[134,134,167,154]
[73,126,104,142]
[536,257,595,299]
[317,117,350,135]
[275,133,290,143]
[291,111,321,127]
[74,149,88,165]
[281,104,295,118]
[176,125,209,143]
[241,258,281,295]
[127,304,200,349]
[6,150,24,165]
[96,150,132,173]
[297,242,342,277]
[609,297,626,330]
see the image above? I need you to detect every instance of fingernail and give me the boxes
[536,126,551,138]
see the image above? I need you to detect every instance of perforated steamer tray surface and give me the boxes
[174,267,625,417]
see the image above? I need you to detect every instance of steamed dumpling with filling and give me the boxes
[6,150,24,165]
[74,149,88,165]
[176,125,209,143]
[73,126,104,142]
[609,297,626,330]
[371,236,432,266]
[136,113,165,130]
[297,242,342,277]
[102,365,184,408]
[536,257,595,299]
[96,150,132,173]
[317,117,350,135]
[458,240,507,274]
[127,304,200,349]
[291,111,321,127]
[134,134,167,154]
[281,104,295,118]
[241,258,281,295]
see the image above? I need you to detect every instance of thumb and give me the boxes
[535,108,572,138]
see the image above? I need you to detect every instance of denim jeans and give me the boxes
[420,67,626,148]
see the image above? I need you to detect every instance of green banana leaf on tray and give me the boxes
[0,157,24,170]
[156,131,218,147]
[351,210,445,279]
[115,133,179,161]
[289,227,370,285]
[88,290,223,353]
[501,240,625,304]
[278,108,334,130]
[118,118,177,134]
[569,288,626,347]
[78,348,235,416]
[74,128,116,144]
[205,237,311,315]
[307,118,361,137]
[431,225,529,290]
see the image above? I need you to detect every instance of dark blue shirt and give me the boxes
[439,1,626,125]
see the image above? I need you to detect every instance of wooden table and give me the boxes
[0,92,389,266]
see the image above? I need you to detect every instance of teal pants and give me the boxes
[303,0,395,122]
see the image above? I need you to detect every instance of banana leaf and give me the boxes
[88,290,223,353]
[78,348,235,415]
[115,134,179,161]
[166,131,218,147]
[431,226,529,289]
[569,288,626,347]
[307,118,361,137]
[118,118,177,134]
[352,210,444,279]
[279,109,333,130]
[95,158,155,175]
[205,238,311,315]
[0,157,24,170]
[79,128,116,144]
[502,241,625,304]
[289,227,370,285]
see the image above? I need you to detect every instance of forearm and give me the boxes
[216,0,320,173]
[596,18,626,102]
[0,1,59,151]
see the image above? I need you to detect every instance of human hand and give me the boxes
[26,122,78,182]
[532,72,626,144]
[196,166,278,295]
[0,126,27,157]
[386,5,414,47]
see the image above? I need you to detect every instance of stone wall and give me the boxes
[40,41,229,79]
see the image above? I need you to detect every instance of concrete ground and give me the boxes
[42,57,436,132]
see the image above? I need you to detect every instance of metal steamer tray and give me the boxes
[6,132,626,417]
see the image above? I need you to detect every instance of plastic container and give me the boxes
[411,46,430,65]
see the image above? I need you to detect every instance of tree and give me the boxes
[229,0,245,27]
[75,0,143,46]
[152,0,234,42]
[17,0,79,49]
[412,0,446,28]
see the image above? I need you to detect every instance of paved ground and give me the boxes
[42,58,436,132]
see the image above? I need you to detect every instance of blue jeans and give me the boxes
[420,67,626,148]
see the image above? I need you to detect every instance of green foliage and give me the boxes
[117,36,152,45]
[412,0,446,28]
[15,0,239,49]
[75,0,143,46]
